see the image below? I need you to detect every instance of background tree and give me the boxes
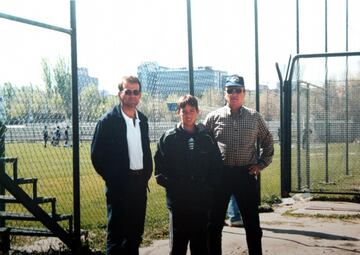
[260,89,280,121]
[1,82,15,123]
[198,88,224,120]
[79,84,105,122]
[53,57,72,120]
[41,58,53,116]
[41,58,53,99]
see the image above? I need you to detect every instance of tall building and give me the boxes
[78,67,99,91]
[137,62,228,97]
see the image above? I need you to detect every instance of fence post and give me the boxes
[0,227,10,255]
[282,80,292,197]
[0,122,6,231]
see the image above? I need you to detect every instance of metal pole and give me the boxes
[345,0,349,175]
[276,63,288,197]
[325,0,328,54]
[0,13,71,34]
[283,78,292,196]
[296,0,302,191]
[296,81,301,190]
[305,83,310,188]
[254,0,261,203]
[288,52,360,79]
[324,0,329,183]
[0,123,6,228]
[280,55,292,197]
[254,0,259,113]
[296,0,300,54]
[70,0,81,249]
[186,0,194,96]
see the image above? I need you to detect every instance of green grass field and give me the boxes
[2,141,359,250]
[292,143,360,193]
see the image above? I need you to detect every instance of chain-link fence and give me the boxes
[290,55,360,194]
[3,0,360,252]
[0,62,282,249]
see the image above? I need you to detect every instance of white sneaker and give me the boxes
[225,219,244,227]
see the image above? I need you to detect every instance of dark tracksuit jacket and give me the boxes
[91,105,152,254]
[154,123,222,212]
[91,105,152,183]
[154,123,223,254]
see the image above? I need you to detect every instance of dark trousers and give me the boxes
[105,174,148,255]
[169,209,208,255]
[207,166,262,255]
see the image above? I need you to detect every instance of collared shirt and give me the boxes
[204,105,274,169]
[120,107,143,170]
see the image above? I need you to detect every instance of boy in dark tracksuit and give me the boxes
[155,95,222,255]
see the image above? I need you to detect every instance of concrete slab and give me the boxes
[140,200,360,255]
[286,201,360,216]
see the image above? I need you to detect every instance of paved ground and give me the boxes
[140,197,360,255]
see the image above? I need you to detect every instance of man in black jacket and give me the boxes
[91,76,152,255]
[155,95,222,255]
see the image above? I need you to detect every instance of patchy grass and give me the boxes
[3,141,359,252]
[282,209,360,220]
[312,194,360,203]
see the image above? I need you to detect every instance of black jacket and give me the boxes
[91,105,153,189]
[154,123,222,212]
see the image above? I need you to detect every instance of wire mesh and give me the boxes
[0,24,283,251]
[7,0,360,251]
[0,62,283,247]
[291,55,360,194]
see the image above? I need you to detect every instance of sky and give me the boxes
[1,0,360,95]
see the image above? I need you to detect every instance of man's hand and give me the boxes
[249,164,261,176]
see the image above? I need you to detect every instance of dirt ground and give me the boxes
[140,197,360,255]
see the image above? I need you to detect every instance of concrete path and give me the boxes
[140,198,360,255]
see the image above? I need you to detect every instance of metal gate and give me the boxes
[279,51,360,196]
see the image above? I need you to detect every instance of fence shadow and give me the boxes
[262,227,359,241]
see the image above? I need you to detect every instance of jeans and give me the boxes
[227,195,242,222]
[105,175,148,255]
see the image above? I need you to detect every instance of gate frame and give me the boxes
[0,0,80,250]
[280,51,360,197]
